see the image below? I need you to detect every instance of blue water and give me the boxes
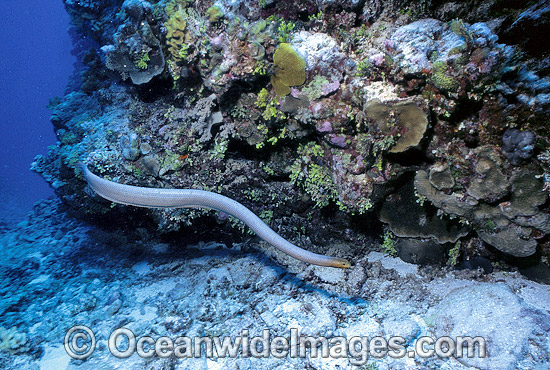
[0,0,74,223]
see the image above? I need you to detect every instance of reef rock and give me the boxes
[31,0,550,270]
[415,147,548,257]
[432,282,550,370]
[502,129,536,166]
[390,19,466,75]
[291,31,347,83]
[502,0,550,56]
[102,0,164,84]
[379,179,470,243]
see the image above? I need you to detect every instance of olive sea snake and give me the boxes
[79,163,351,268]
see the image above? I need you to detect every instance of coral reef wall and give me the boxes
[33,0,550,266]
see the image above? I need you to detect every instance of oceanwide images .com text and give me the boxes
[65,326,487,365]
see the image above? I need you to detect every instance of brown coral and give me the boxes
[364,99,428,153]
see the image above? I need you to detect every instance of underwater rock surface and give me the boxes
[32,0,550,268]
[1,199,550,369]
[19,5,550,367]
[30,0,550,267]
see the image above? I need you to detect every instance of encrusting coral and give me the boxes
[414,147,549,257]
[502,129,536,166]
[364,99,429,153]
[0,326,28,354]
[379,180,470,243]
[271,43,306,96]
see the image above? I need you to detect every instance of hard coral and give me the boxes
[165,6,189,63]
[271,43,306,96]
[364,99,429,153]
[502,129,535,166]
[432,60,459,92]
[206,6,224,23]
[120,132,141,161]
[414,147,549,257]
[0,327,28,354]
[379,180,470,244]
[102,1,165,85]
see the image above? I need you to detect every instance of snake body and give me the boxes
[79,164,351,268]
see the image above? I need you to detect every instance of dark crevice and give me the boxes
[133,76,176,102]
[225,138,272,162]
[218,75,271,111]
[386,148,431,167]
[160,215,244,248]
[448,98,484,125]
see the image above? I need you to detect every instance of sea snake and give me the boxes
[78,163,351,268]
